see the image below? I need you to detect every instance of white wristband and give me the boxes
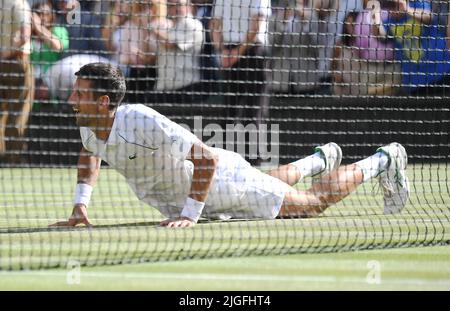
[73,183,93,207]
[180,197,205,223]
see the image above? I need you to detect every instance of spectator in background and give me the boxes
[268,0,361,95]
[112,1,168,104]
[151,0,205,104]
[371,0,450,96]
[332,9,402,96]
[210,0,272,166]
[268,0,325,94]
[192,0,220,96]
[0,0,34,164]
[30,0,69,100]
[431,0,450,49]
[54,0,108,57]
[102,0,130,54]
[210,0,271,132]
[432,0,449,30]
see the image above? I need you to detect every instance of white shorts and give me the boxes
[203,149,290,220]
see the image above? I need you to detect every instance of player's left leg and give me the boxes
[278,163,364,217]
[267,142,342,186]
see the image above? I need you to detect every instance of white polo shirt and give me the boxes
[155,15,204,91]
[213,0,271,45]
[80,104,287,220]
[80,104,200,217]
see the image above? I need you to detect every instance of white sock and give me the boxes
[291,152,326,179]
[355,152,390,182]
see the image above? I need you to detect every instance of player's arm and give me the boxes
[160,142,219,228]
[186,142,219,204]
[49,147,101,227]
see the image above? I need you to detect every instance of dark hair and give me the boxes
[75,63,126,110]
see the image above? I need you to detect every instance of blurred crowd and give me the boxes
[1,0,450,163]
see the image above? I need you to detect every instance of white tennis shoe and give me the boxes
[313,142,342,177]
[376,143,410,214]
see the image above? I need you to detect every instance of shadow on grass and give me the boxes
[0,219,251,235]
[0,221,162,234]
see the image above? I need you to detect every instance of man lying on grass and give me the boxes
[51,63,410,228]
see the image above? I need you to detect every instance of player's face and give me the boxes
[68,79,101,128]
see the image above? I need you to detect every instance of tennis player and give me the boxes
[50,63,410,228]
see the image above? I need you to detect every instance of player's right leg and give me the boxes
[267,142,342,186]
[277,142,410,217]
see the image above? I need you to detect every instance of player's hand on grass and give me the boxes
[49,204,92,227]
[160,217,195,228]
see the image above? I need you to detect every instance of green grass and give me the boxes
[0,164,449,289]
